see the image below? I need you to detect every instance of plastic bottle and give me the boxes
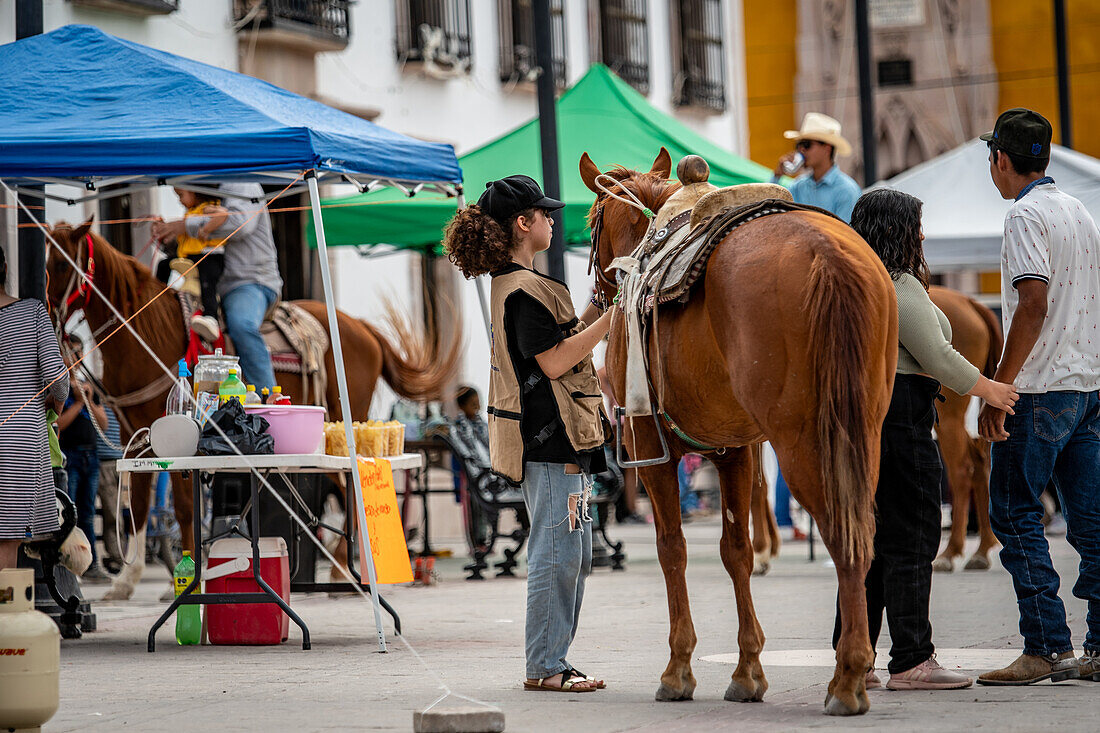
[218,368,247,405]
[244,385,262,405]
[260,387,271,404]
[165,359,193,417]
[271,386,291,406]
[781,152,805,176]
[173,551,200,645]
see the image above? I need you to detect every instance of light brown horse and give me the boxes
[928,286,1002,572]
[46,220,459,599]
[582,149,897,716]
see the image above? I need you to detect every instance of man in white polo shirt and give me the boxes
[976,109,1100,686]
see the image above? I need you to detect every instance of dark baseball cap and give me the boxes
[980,108,1052,159]
[476,175,564,226]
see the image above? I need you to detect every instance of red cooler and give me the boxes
[205,537,290,645]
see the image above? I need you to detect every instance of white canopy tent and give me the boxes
[878,139,1100,272]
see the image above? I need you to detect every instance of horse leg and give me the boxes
[716,449,768,703]
[965,439,998,571]
[102,472,152,601]
[637,439,697,702]
[749,470,773,576]
[933,427,970,572]
[826,547,874,716]
[328,475,352,584]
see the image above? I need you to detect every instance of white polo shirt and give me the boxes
[1001,181,1100,392]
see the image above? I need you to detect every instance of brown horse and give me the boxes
[46,220,459,599]
[582,150,897,716]
[928,286,1002,572]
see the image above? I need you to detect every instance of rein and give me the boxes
[60,233,96,320]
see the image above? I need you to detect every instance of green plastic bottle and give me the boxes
[218,368,247,405]
[174,551,200,645]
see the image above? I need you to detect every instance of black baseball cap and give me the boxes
[477,175,564,226]
[980,108,1052,159]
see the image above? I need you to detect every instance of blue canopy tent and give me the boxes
[0,25,464,650]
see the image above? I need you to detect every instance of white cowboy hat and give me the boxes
[784,112,853,157]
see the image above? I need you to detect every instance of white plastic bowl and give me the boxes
[150,414,201,457]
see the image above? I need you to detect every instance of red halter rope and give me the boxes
[64,233,96,312]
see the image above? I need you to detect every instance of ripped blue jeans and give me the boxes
[521,462,593,680]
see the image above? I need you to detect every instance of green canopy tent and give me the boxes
[309,64,774,251]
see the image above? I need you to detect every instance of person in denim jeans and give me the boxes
[976,109,1100,685]
[153,182,281,390]
[444,176,613,693]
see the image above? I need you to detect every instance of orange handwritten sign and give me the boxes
[356,457,413,584]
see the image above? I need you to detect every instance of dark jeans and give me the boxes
[834,374,942,673]
[990,390,1100,656]
[196,252,225,318]
[64,447,100,566]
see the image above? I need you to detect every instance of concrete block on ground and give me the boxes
[413,704,505,733]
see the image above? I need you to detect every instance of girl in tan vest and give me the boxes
[444,175,613,693]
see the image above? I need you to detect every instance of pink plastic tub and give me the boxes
[243,405,325,454]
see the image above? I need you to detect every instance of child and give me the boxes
[167,187,228,342]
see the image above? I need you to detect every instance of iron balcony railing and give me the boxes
[234,0,351,47]
[395,0,473,69]
[498,0,567,86]
[674,0,726,111]
[599,0,650,95]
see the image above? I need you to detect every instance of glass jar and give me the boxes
[193,349,239,398]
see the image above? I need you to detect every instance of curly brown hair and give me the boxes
[443,204,534,278]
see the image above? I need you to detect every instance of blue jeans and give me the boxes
[773,467,793,527]
[989,390,1100,656]
[521,462,593,679]
[222,283,278,391]
[678,458,698,514]
[64,447,100,566]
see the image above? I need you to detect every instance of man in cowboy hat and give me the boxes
[773,112,861,222]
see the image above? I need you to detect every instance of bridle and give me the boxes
[55,232,96,326]
[587,200,618,310]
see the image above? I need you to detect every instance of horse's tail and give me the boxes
[360,304,463,401]
[970,297,1004,378]
[804,237,881,566]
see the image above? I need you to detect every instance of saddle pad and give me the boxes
[641,199,841,309]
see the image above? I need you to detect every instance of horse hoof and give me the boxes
[655,682,694,702]
[823,692,868,717]
[963,555,991,571]
[158,586,175,603]
[931,556,954,573]
[752,559,770,576]
[724,680,764,702]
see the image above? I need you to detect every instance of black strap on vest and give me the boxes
[530,422,558,447]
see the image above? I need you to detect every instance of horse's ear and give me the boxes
[71,217,94,244]
[650,147,672,179]
[579,152,602,194]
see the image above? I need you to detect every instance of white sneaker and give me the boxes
[190,314,221,342]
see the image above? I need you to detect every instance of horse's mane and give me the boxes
[52,223,184,358]
[586,166,679,233]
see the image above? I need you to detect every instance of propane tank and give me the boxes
[0,569,60,732]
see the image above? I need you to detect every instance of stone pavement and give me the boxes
[50,516,1094,732]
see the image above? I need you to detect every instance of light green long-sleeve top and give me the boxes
[894,273,980,396]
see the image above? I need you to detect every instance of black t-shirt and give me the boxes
[495,264,607,475]
[59,393,98,451]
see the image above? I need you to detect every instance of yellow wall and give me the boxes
[742,1,1100,166]
[992,0,1100,159]
[742,0,798,170]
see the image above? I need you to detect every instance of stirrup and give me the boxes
[614,405,671,468]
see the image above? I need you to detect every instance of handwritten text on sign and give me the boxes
[356,457,414,584]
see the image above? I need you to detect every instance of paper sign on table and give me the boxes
[356,457,414,584]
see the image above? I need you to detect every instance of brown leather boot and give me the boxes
[1079,651,1100,682]
[976,652,1079,686]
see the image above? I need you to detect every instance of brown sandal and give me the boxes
[523,673,597,693]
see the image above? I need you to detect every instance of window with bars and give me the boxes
[597,0,650,94]
[395,0,472,71]
[498,0,567,86]
[673,0,725,111]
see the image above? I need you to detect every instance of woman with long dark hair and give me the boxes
[834,188,1018,690]
[0,245,70,570]
[444,175,612,693]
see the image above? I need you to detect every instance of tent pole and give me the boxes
[456,189,492,341]
[307,172,388,653]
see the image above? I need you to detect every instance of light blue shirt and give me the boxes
[782,165,862,223]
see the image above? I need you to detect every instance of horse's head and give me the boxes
[580,148,678,305]
[45,217,96,315]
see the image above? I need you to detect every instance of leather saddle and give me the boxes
[620,182,840,311]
